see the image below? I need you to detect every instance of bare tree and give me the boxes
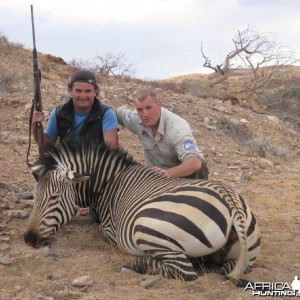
[69,58,93,70]
[200,26,299,112]
[93,52,136,78]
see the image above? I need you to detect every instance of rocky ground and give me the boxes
[0,74,300,300]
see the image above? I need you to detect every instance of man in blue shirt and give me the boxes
[32,70,119,219]
[32,70,119,149]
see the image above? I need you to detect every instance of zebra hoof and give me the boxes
[181,273,198,282]
[228,277,250,288]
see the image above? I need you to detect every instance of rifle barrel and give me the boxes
[30,5,36,50]
[30,5,43,150]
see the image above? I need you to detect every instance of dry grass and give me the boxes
[0,35,300,300]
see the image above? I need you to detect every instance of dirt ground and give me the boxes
[0,75,300,300]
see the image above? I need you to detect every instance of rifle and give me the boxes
[31,5,43,147]
[27,5,43,166]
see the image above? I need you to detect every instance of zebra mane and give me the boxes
[31,139,136,181]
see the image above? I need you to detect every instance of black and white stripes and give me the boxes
[24,140,260,284]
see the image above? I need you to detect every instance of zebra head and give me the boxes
[24,166,89,247]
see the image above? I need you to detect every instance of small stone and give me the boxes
[72,275,94,287]
[5,210,28,219]
[240,118,249,123]
[0,243,10,251]
[21,200,35,207]
[267,115,280,124]
[0,254,12,265]
[140,275,162,288]
[14,192,33,200]
[121,267,136,274]
[205,125,217,130]
[258,158,274,169]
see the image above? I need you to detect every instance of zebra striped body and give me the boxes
[24,140,260,284]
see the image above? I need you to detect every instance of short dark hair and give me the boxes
[68,70,99,95]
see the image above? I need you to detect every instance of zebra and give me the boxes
[24,140,261,286]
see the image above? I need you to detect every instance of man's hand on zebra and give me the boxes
[152,166,170,176]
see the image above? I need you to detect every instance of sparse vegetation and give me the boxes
[0,33,299,300]
[260,84,300,129]
[216,117,291,159]
[0,32,31,93]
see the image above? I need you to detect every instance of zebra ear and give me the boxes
[66,170,90,183]
[30,163,43,182]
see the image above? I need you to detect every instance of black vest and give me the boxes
[56,98,111,143]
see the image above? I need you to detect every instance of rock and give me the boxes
[21,199,35,207]
[227,166,240,169]
[99,91,106,99]
[212,158,222,164]
[13,145,25,154]
[258,158,274,169]
[4,210,28,219]
[121,267,136,274]
[0,254,12,265]
[140,275,162,288]
[205,125,217,130]
[267,115,280,124]
[204,117,210,125]
[240,118,249,123]
[36,295,54,300]
[292,263,300,268]
[14,192,33,200]
[40,246,60,258]
[0,243,10,251]
[3,194,19,203]
[72,275,94,287]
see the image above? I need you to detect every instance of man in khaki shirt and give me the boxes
[116,89,208,179]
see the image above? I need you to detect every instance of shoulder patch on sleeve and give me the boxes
[184,141,196,151]
[142,129,149,137]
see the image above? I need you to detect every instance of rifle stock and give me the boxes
[30,5,43,150]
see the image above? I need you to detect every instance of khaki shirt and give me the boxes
[117,107,204,169]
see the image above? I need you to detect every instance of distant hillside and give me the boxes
[160,66,300,129]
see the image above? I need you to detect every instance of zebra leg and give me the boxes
[150,250,198,281]
[123,251,198,281]
[188,254,237,276]
[203,259,237,275]
[123,255,162,275]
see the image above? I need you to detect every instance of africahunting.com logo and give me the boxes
[245,276,300,297]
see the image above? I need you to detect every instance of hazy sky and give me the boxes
[1,0,299,79]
